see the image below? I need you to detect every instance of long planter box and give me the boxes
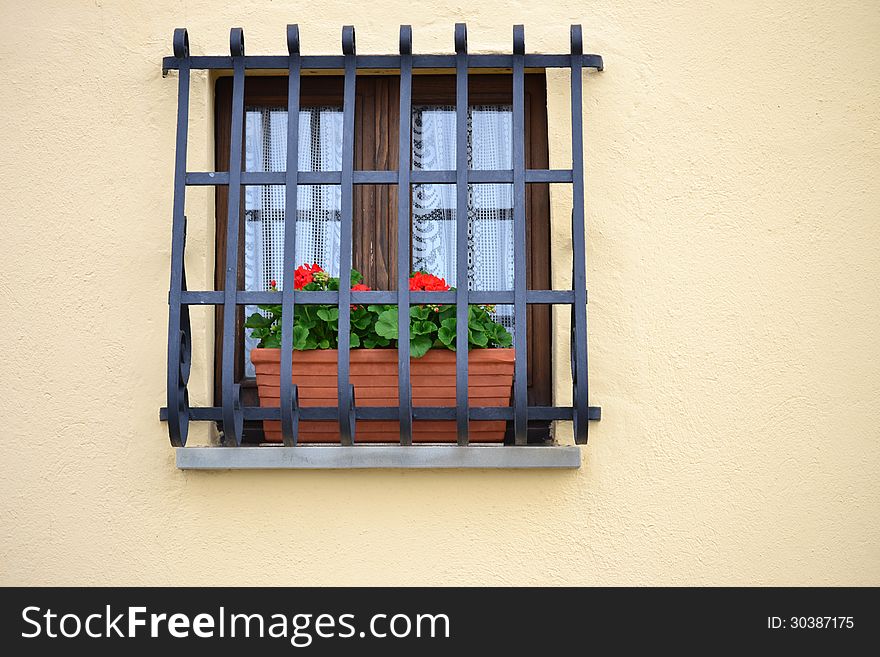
[251,348,515,443]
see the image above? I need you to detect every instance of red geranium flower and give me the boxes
[294,263,324,290]
[269,279,277,289]
[409,272,450,292]
[350,282,371,310]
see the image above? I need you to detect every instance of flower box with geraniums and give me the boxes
[246,264,514,443]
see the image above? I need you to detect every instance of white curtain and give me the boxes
[242,103,516,374]
[243,106,343,374]
[412,105,515,333]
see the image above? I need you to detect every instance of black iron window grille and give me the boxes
[161,24,602,458]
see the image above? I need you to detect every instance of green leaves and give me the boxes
[352,308,372,329]
[293,325,309,350]
[244,312,273,329]
[469,327,489,347]
[246,270,513,357]
[410,305,431,321]
[437,317,457,349]
[409,334,433,358]
[412,320,437,335]
[490,322,513,347]
[375,307,399,340]
[316,307,339,322]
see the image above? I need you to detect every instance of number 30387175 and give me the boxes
[768,617,854,629]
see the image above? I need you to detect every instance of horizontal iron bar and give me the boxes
[185,169,572,186]
[176,445,582,470]
[178,290,577,305]
[160,405,602,422]
[163,53,604,72]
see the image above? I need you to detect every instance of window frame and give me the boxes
[214,73,552,442]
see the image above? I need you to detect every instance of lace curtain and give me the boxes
[411,105,515,333]
[242,104,516,375]
[243,107,343,374]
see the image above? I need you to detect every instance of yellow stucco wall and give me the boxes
[1,0,878,585]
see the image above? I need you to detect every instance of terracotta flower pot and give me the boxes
[251,348,515,443]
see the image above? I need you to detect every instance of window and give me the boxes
[163,24,602,465]
[214,74,553,443]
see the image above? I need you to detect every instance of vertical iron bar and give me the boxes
[280,25,302,446]
[397,26,414,445]
[337,26,357,445]
[221,27,246,446]
[512,26,529,445]
[454,23,469,445]
[167,28,191,447]
[570,25,589,445]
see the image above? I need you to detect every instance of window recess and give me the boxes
[160,24,603,469]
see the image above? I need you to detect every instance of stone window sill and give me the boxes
[176,445,581,470]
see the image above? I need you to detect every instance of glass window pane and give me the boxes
[411,104,515,335]
[243,106,343,374]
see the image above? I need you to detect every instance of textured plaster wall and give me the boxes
[1,0,878,585]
